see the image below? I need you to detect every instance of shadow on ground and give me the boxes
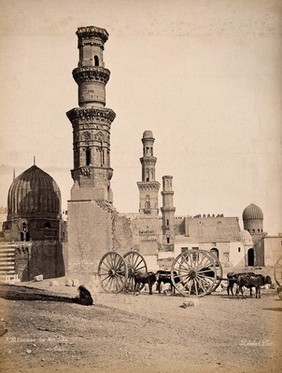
[0,284,73,303]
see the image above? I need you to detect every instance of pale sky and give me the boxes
[0,0,281,235]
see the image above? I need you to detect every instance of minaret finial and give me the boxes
[33,156,36,165]
[13,168,15,181]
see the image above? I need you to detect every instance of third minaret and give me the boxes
[161,175,175,245]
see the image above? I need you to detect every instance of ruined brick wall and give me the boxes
[112,213,133,254]
[66,200,113,279]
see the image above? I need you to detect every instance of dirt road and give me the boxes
[0,282,281,373]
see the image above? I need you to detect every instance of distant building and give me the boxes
[1,165,65,281]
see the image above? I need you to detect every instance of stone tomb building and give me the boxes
[1,25,280,283]
[1,165,65,281]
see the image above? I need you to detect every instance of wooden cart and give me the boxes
[98,249,223,297]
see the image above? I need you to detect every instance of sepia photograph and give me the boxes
[0,1,281,372]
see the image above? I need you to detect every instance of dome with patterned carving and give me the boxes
[242,203,263,221]
[7,165,61,219]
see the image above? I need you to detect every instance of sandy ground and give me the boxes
[0,278,281,373]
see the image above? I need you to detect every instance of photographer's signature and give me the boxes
[239,339,272,347]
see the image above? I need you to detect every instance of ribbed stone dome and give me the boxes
[143,130,154,139]
[7,165,61,218]
[242,203,263,221]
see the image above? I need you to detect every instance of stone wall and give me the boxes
[66,199,113,279]
[15,241,65,281]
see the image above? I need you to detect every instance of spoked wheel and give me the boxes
[171,249,217,297]
[98,251,128,293]
[123,251,148,292]
[274,256,282,288]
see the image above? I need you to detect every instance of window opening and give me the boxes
[94,55,99,66]
[86,147,91,165]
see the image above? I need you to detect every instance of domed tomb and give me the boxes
[5,165,62,241]
[242,203,264,234]
[242,203,263,221]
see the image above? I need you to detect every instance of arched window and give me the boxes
[167,237,170,244]
[166,219,169,226]
[44,222,51,229]
[86,147,91,165]
[94,55,99,66]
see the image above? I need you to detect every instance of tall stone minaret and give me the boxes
[137,131,160,218]
[66,26,115,280]
[161,175,175,245]
[66,26,116,202]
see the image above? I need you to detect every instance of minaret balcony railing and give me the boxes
[73,66,110,85]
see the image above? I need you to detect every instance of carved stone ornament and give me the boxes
[66,107,116,124]
[107,168,113,180]
[73,67,110,85]
[95,131,104,142]
[82,131,91,141]
[80,167,92,176]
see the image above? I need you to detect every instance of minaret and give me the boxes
[161,175,175,245]
[137,131,160,218]
[66,26,115,280]
[66,26,116,202]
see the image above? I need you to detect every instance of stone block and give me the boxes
[49,280,59,286]
[181,299,200,308]
[65,278,73,286]
[34,274,43,282]
[72,279,80,287]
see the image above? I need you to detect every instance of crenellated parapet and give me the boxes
[76,26,109,46]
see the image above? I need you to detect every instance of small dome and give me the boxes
[7,165,61,218]
[239,230,253,244]
[142,130,154,139]
[242,203,263,221]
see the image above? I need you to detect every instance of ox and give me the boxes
[134,272,156,295]
[227,272,255,296]
[156,270,180,294]
[236,274,272,299]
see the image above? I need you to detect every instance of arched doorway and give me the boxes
[247,248,255,266]
[210,248,219,258]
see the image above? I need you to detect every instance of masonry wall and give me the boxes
[66,200,113,279]
[15,241,65,281]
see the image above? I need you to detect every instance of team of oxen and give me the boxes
[133,270,272,298]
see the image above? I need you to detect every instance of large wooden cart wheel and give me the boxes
[124,251,148,292]
[170,249,218,297]
[274,256,282,288]
[98,252,128,293]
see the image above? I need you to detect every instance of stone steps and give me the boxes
[0,246,16,283]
